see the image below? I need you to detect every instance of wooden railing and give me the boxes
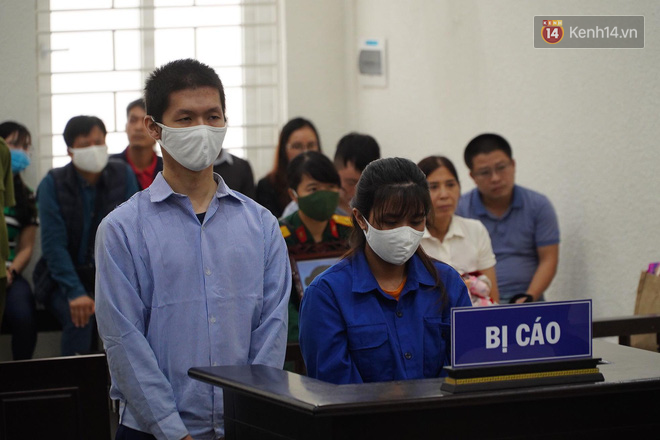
[592,314,660,349]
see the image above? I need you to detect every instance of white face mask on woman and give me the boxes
[363,218,424,265]
[154,119,227,171]
[69,145,109,173]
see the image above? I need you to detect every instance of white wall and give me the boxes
[280,0,351,170]
[0,0,40,189]
[345,0,660,318]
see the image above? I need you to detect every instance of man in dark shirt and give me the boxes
[212,149,255,198]
[35,116,138,355]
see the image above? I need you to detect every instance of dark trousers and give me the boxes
[116,425,157,440]
[0,276,37,360]
[47,289,96,356]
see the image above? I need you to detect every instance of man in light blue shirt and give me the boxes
[95,59,291,440]
[456,134,559,304]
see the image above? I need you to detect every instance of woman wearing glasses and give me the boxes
[299,157,470,384]
[256,117,321,218]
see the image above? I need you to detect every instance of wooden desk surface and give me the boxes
[189,340,660,416]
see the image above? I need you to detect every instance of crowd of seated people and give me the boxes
[0,110,559,361]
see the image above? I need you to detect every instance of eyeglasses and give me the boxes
[286,141,318,152]
[473,162,512,179]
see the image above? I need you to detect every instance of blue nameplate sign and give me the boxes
[451,300,592,368]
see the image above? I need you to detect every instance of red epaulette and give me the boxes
[295,225,308,243]
[329,218,339,238]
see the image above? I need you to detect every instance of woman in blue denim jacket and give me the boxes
[299,157,471,384]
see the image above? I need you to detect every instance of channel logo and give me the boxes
[541,19,564,44]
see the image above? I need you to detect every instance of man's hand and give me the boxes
[69,295,95,327]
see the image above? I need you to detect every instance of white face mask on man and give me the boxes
[153,119,227,171]
[362,218,424,265]
[69,145,109,173]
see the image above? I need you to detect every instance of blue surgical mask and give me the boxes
[10,149,30,174]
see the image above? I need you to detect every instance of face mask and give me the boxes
[154,119,227,171]
[297,190,339,221]
[10,149,30,174]
[362,218,424,265]
[69,145,108,173]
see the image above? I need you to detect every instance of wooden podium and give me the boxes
[0,354,111,439]
[189,340,660,439]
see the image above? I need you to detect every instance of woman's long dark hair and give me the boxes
[267,117,321,211]
[348,157,447,304]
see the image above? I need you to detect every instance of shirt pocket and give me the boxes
[423,317,451,378]
[347,323,392,383]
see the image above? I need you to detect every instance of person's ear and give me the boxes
[352,208,367,231]
[288,188,298,203]
[144,116,161,141]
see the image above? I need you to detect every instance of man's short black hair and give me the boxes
[63,116,107,147]
[144,58,226,123]
[464,133,513,170]
[126,98,146,117]
[333,132,380,172]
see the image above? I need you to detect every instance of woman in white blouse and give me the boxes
[417,156,499,304]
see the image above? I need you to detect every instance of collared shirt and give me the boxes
[456,185,560,302]
[299,250,471,385]
[37,166,138,300]
[95,172,291,440]
[126,151,158,190]
[420,215,496,275]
